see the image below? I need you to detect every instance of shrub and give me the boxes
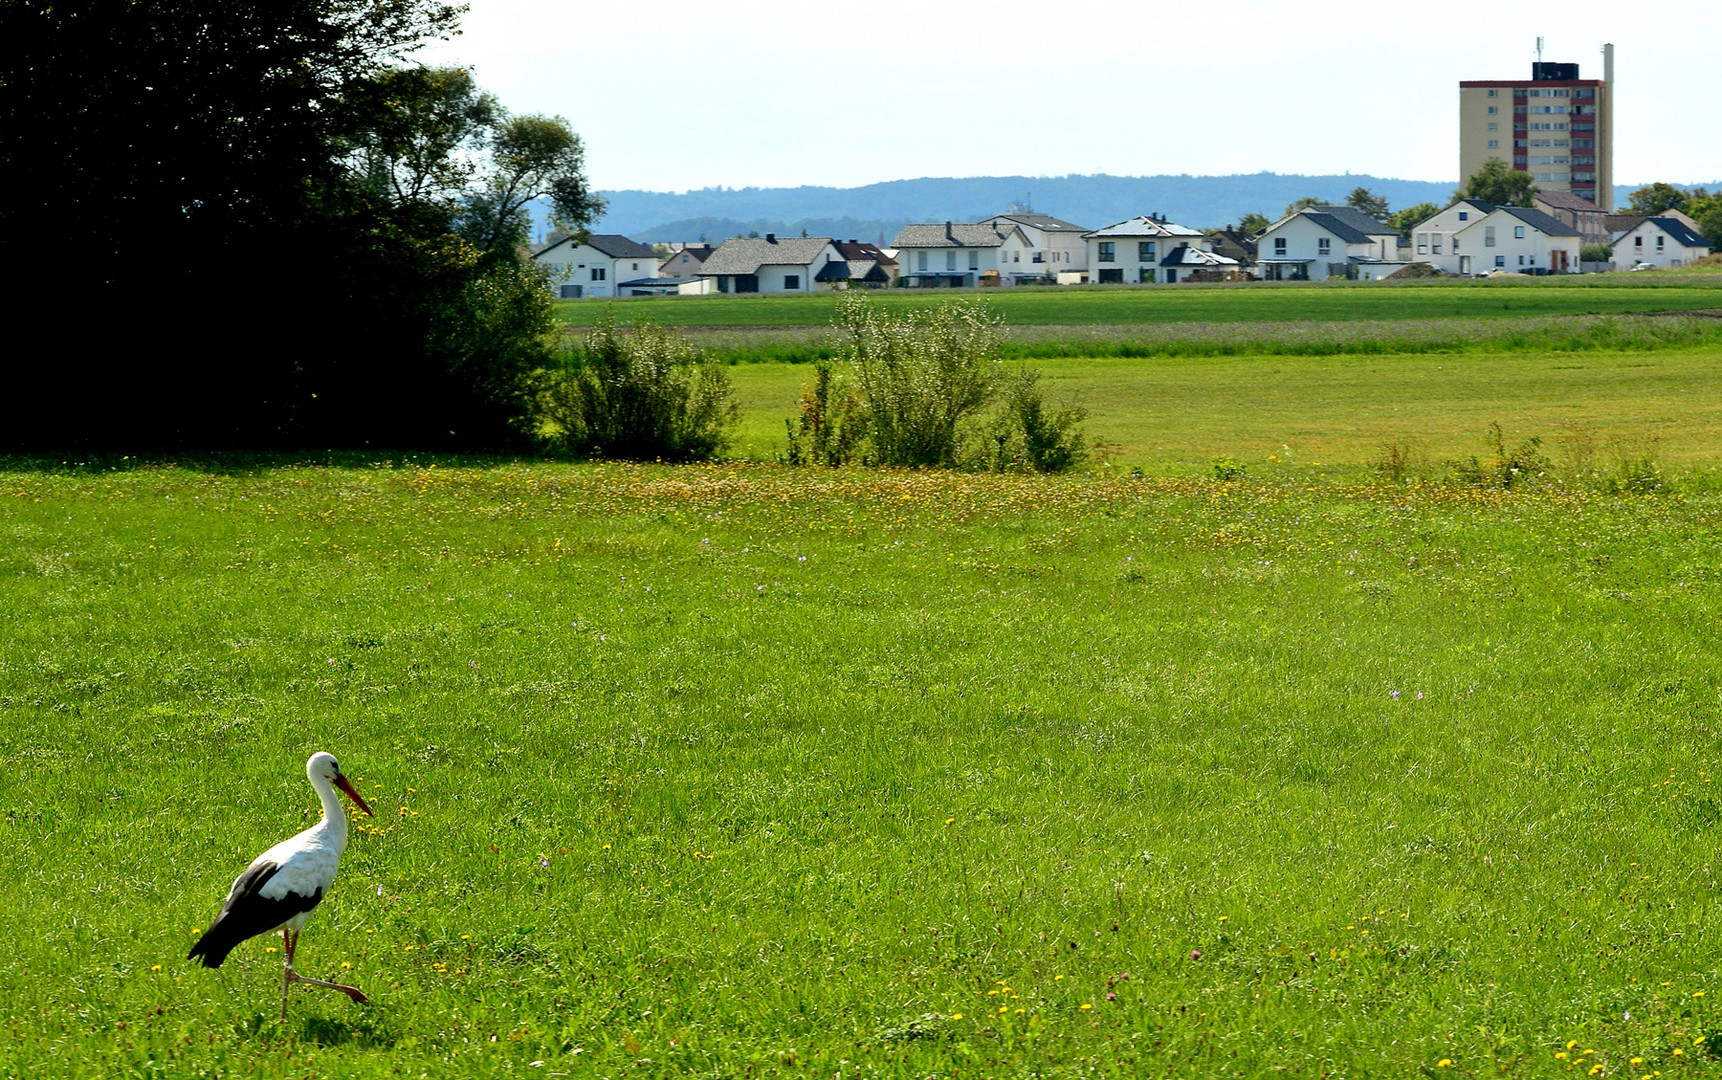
[1451,422,1550,489]
[988,370,1087,473]
[838,294,1000,468]
[527,317,737,461]
[1580,242,1615,264]
[784,359,864,467]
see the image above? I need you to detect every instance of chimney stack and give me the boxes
[765,233,776,243]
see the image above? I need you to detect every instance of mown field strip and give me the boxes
[727,345,1722,467]
[554,276,1722,329]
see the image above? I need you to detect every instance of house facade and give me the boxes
[891,222,1036,287]
[1534,191,1611,247]
[1449,206,1581,274]
[1411,199,1497,268]
[697,235,847,293]
[532,233,660,299]
[1613,216,1712,269]
[978,213,1090,275]
[659,244,715,278]
[834,240,899,287]
[1256,206,1404,281]
[1082,217,1209,284]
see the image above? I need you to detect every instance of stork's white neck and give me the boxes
[309,772,348,852]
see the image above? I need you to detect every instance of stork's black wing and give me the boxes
[187,861,324,969]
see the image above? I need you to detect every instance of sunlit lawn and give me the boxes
[4,459,1722,1077]
[727,346,1722,469]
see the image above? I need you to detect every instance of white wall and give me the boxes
[1614,221,1708,269]
[1453,211,1581,274]
[1412,204,1488,272]
[1086,235,1176,284]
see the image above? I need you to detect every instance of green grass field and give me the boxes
[555,276,1722,329]
[7,282,1722,1076]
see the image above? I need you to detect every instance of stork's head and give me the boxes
[307,751,374,817]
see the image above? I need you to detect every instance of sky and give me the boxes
[420,0,1722,193]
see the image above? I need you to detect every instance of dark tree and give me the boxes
[1624,182,1690,217]
[0,0,600,452]
[1344,187,1392,222]
[1236,212,1271,236]
[1388,202,1441,239]
[1454,158,1538,207]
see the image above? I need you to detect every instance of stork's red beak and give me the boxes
[334,774,374,817]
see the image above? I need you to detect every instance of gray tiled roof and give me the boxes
[697,236,836,276]
[584,233,658,259]
[1159,244,1239,268]
[1644,216,1712,248]
[1497,206,1582,237]
[1083,216,1205,239]
[1535,191,1601,212]
[986,213,1090,233]
[892,223,1018,249]
[1298,212,1375,246]
[1303,205,1399,241]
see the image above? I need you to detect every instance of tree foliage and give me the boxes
[0,1,599,451]
[1388,202,1441,239]
[1344,187,1391,222]
[1237,212,1271,236]
[1624,182,1691,217]
[1283,196,1325,217]
[1455,158,1538,207]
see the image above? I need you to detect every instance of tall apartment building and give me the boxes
[1459,45,1614,211]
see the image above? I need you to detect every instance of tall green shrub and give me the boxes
[838,294,1000,468]
[528,318,737,461]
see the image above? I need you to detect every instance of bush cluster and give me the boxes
[785,296,1087,472]
[527,319,738,461]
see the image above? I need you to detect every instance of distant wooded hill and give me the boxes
[539,174,1678,244]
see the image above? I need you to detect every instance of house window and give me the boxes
[946,251,957,271]
[1012,252,1019,263]
[1458,212,1468,221]
[783,274,800,290]
[1488,89,1498,97]
[1484,227,1496,248]
[632,263,640,271]
[1317,237,1331,255]
[1514,226,1526,239]
[1657,235,1665,252]
[917,251,927,271]
[1431,235,1443,255]
[1495,255,1506,267]
[1518,255,1526,266]
[1488,139,1499,149]
[591,267,606,281]
[1417,233,1428,255]
[1097,241,1115,263]
[1138,241,1155,261]
[1634,236,1643,249]
[1273,237,1286,255]
[969,251,979,270]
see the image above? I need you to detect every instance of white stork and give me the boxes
[189,751,374,1016]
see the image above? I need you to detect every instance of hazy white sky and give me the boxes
[421,1,1721,192]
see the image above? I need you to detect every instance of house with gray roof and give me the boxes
[1612,215,1712,270]
[1083,216,1209,284]
[1448,205,1581,275]
[977,212,1091,275]
[891,221,1036,287]
[697,234,847,293]
[532,233,661,298]
[1256,206,1407,281]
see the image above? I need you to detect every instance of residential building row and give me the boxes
[531,196,1706,297]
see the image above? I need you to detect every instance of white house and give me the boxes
[977,212,1091,275]
[1083,216,1210,284]
[1256,206,1404,281]
[891,222,1036,287]
[1411,199,1495,267]
[697,234,847,294]
[1450,206,1581,275]
[532,233,660,299]
[1612,215,1712,269]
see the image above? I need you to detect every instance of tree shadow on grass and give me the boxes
[0,450,548,477]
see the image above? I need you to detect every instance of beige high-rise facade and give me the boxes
[1459,46,1614,211]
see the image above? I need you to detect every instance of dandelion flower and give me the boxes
[1080,1003,1092,1011]
[1438,1060,1452,1068]
[944,817,955,826]
[150,964,161,972]
[950,1013,962,1020]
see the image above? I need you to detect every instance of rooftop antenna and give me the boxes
[1536,36,1544,64]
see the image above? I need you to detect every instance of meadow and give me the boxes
[5,457,1722,1079]
[5,280,1722,1077]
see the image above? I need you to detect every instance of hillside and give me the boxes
[545,176,1711,244]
